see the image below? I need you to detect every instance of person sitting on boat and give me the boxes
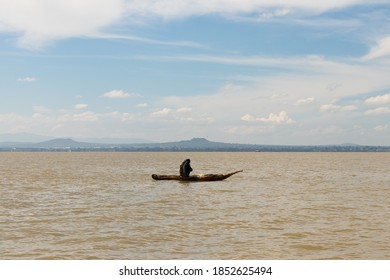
[180,159,193,177]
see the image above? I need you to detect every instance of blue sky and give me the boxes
[1,0,390,145]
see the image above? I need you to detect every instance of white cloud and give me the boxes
[319,103,357,113]
[17,77,36,82]
[149,106,213,124]
[294,97,315,106]
[121,112,134,122]
[320,103,340,112]
[102,111,135,122]
[74,104,88,110]
[241,114,257,122]
[136,103,148,108]
[0,0,124,49]
[2,0,387,49]
[139,51,390,143]
[177,107,192,113]
[374,124,389,132]
[258,111,294,124]
[364,107,390,115]
[365,93,390,105]
[363,36,390,60]
[125,0,387,20]
[62,112,99,122]
[340,105,358,112]
[151,108,171,117]
[147,54,366,77]
[177,115,214,124]
[259,8,290,20]
[241,111,294,124]
[93,33,206,49]
[103,89,139,99]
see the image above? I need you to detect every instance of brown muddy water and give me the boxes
[1,152,389,259]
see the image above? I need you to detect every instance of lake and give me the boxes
[1,152,389,259]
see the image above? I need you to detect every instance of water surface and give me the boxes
[1,152,389,259]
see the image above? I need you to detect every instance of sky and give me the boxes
[1,0,390,145]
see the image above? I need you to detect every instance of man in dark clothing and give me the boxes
[180,159,193,177]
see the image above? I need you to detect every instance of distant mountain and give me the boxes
[0,137,245,150]
[0,137,389,152]
[133,137,252,150]
[31,138,102,149]
[74,137,155,144]
[0,138,105,149]
[0,133,153,145]
[140,138,224,148]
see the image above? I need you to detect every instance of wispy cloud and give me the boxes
[0,0,124,49]
[365,93,390,105]
[17,77,36,82]
[374,124,389,132]
[320,103,358,113]
[241,111,294,124]
[125,0,388,20]
[340,105,358,112]
[319,104,341,113]
[61,112,99,122]
[138,54,357,75]
[74,104,88,110]
[103,89,140,99]
[176,107,192,113]
[1,1,390,145]
[1,0,387,49]
[294,97,315,106]
[364,107,390,115]
[259,8,290,20]
[151,108,171,117]
[363,36,390,60]
[92,33,207,49]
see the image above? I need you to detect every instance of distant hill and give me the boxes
[135,138,246,150]
[74,137,155,144]
[0,138,105,149]
[31,138,102,149]
[0,133,153,145]
[0,137,389,152]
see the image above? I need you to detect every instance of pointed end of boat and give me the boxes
[223,170,243,179]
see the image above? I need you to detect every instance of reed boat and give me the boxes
[152,170,243,181]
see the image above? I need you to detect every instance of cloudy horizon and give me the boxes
[1,1,390,145]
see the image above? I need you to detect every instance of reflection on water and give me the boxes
[1,152,390,259]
